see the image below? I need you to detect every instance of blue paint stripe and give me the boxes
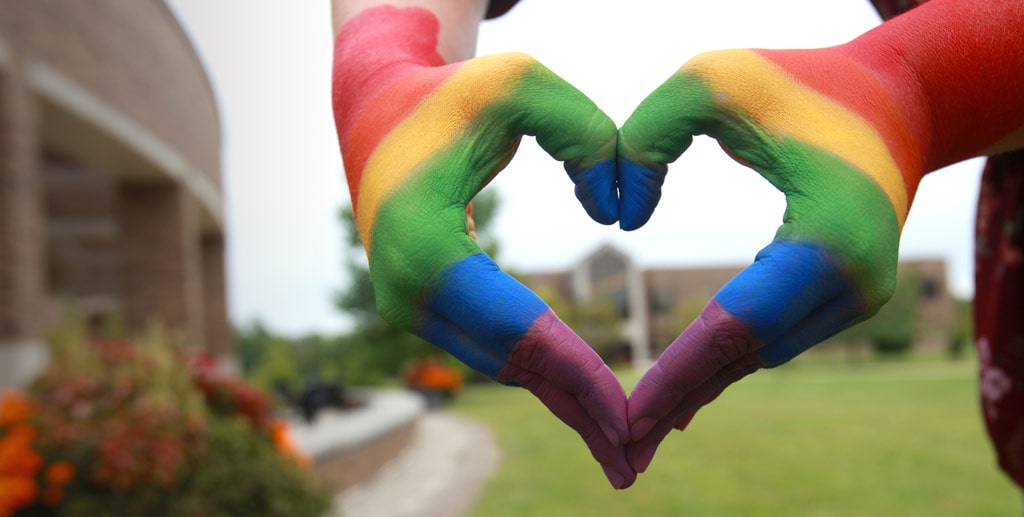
[617,160,666,231]
[567,159,619,226]
[714,240,850,344]
[419,253,548,378]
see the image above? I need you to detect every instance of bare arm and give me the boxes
[331,0,487,62]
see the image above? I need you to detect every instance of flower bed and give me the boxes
[0,332,329,516]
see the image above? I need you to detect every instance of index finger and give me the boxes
[625,241,868,472]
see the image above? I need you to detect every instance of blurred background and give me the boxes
[0,1,1017,516]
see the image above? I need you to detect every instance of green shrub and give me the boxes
[4,328,331,516]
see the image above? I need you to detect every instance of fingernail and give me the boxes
[599,421,621,446]
[601,465,627,490]
[630,417,655,441]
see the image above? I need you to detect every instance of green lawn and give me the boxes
[452,356,1021,516]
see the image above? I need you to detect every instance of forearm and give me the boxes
[330,0,486,62]
[837,0,1024,171]
[330,2,476,212]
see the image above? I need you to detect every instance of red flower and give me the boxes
[44,461,75,485]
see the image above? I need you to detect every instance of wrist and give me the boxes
[837,0,1024,170]
[332,6,446,142]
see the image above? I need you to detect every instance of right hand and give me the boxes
[333,6,634,488]
[618,47,924,473]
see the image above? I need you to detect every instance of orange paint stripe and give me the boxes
[754,49,926,203]
[341,64,462,210]
[689,49,909,226]
[355,53,526,252]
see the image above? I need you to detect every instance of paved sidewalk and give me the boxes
[333,412,501,517]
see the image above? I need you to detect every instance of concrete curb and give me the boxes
[335,412,501,517]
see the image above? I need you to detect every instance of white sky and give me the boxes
[166,0,983,336]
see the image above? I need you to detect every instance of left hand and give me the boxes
[333,6,634,488]
[617,47,923,473]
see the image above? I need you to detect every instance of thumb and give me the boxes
[487,53,620,225]
[617,69,721,230]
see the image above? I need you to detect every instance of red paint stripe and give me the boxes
[754,49,927,202]
[331,5,450,208]
[338,65,461,208]
[837,0,1024,171]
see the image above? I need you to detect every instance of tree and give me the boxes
[334,188,504,383]
[236,319,275,374]
[947,298,973,359]
[248,339,302,396]
[835,269,922,356]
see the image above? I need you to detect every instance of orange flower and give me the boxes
[0,476,38,517]
[0,392,33,426]
[269,420,311,468]
[0,426,42,476]
[45,461,75,485]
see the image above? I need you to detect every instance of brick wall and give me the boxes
[0,67,44,342]
[0,0,221,190]
[202,234,233,355]
[119,183,204,347]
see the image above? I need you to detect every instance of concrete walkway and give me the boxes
[333,412,501,517]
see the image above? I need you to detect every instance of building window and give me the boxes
[611,290,629,318]
[649,289,675,316]
[590,251,626,285]
[920,277,939,300]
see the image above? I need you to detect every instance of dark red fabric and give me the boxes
[975,150,1024,489]
[872,0,1023,492]
[485,0,519,20]
[868,0,930,20]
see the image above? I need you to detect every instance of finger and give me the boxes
[757,292,867,367]
[416,252,549,379]
[628,241,850,440]
[497,310,630,447]
[491,54,620,225]
[419,307,634,489]
[627,298,763,442]
[417,258,634,487]
[616,159,667,231]
[419,255,629,445]
[617,69,718,230]
[628,355,758,473]
[630,290,862,472]
[506,365,635,489]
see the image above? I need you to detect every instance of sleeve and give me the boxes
[485,0,520,20]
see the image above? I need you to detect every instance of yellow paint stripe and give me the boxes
[688,50,909,227]
[355,54,525,252]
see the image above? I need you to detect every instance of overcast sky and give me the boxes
[166,1,984,336]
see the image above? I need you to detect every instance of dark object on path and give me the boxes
[298,380,348,423]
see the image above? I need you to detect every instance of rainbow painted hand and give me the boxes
[621,0,1024,475]
[619,47,926,473]
[333,7,633,488]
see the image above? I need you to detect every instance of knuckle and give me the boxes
[707,325,757,371]
[474,51,538,82]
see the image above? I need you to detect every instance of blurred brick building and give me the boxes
[526,244,957,364]
[0,1,230,387]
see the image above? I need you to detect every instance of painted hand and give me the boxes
[621,0,1024,476]
[333,7,633,488]
[619,47,928,473]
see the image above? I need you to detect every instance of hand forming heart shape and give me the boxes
[335,2,1024,491]
[334,6,634,489]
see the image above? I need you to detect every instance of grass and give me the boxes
[451,355,1021,516]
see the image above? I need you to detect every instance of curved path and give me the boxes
[333,412,501,517]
